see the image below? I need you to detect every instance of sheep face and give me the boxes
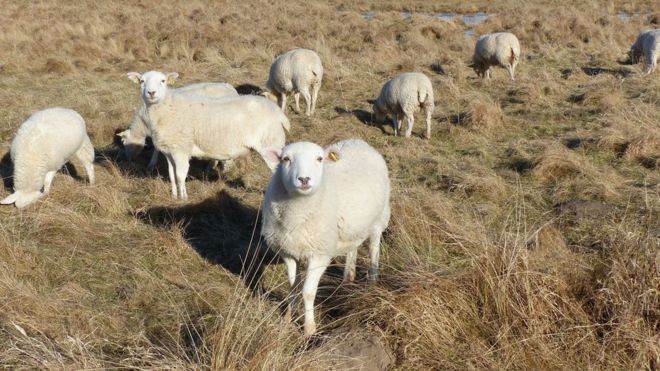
[264,142,340,196]
[127,71,178,105]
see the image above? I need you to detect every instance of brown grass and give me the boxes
[0,0,658,369]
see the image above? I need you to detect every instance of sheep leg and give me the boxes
[282,256,299,320]
[344,249,357,283]
[485,68,491,80]
[165,153,177,198]
[507,64,515,81]
[300,87,312,116]
[404,114,414,138]
[171,152,190,200]
[293,92,301,113]
[311,82,320,115]
[75,136,95,184]
[206,160,219,172]
[278,93,287,113]
[221,159,233,171]
[424,105,433,139]
[368,229,382,281]
[147,149,159,170]
[393,115,403,136]
[42,170,57,194]
[302,255,331,336]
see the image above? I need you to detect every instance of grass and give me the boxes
[0,0,658,369]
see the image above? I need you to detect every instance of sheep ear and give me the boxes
[127,72,142,84]
[166,72,179,85]
[261,147,282,166]
[324,146,341,163]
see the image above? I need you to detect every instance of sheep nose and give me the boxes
[298,177,310,185]
[147,91,156,98]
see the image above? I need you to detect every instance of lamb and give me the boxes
[117,82,238,169]
[371,72,435,138]
[1,107,95,208]
[261,139,391,336]
[127,70,290,199]
[263,48,323,116]
[472,32,521,80]
[628,29,660,74]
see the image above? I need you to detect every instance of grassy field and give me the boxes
[0,0,658,369]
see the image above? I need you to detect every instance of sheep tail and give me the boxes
[510,47,518,64]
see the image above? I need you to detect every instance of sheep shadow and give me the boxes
[581,66,633,78]
[0,152,13,191]
[334,107,390,135]
[134,190,278,292]
[235,83,263,95]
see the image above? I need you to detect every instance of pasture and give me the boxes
[0,0,657,369]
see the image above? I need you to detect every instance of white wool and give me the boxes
[1,107,95,208]
[261,139,390,335]
[118,82,238,168]
[265,48,323,116]
[127,71,290,199]
[373,72,435,138]
[472,32,521,80]
[629,29,660,74]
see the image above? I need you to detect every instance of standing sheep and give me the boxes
[261,139,391,336]
[127,70,290,199]
[472,32,521,80]
[1,108,95,208]
[629,29,660,74]
[263,48,323,116]
[117,82,238,169]
[372,72,435,138]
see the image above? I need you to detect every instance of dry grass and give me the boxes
[0,0,658,369]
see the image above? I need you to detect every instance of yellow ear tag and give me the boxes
[329,152,338,162]
[167,77,176,85]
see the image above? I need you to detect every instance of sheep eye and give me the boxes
[161,80,165,83]
[317,156,323,162]
[282,156,290,162]
[139,79,144,84]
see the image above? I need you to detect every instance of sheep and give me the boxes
[472,32,521,80]
[629,29,660,74]
[127,70,290,199]
[371,72,435,138]
[263,48,323,116]
[261,139,391,336]
[117,82,238,169]
[1,107,95,208]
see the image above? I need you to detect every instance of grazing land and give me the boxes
[0,0,657,369]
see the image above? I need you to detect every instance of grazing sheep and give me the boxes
[1,108,95,208]
[472,32,521,80]
[263,48,323,116]
[372,72,435,138]
[629,29,660,74]
[261,139,391,336]
[127,70,290,199]
[117,82,238,169]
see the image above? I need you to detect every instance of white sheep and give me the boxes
[127,70,290,199]
[263,48,323,116]
[1,107,95,208]
[629,29,660,74]
[472,32,521,80]
[372,72,435,138]
[261,139,391,336]
[117,82,238,169]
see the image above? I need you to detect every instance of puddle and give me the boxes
[361,10,377,20]
[362,10,492,26]
[617,11,641,22]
